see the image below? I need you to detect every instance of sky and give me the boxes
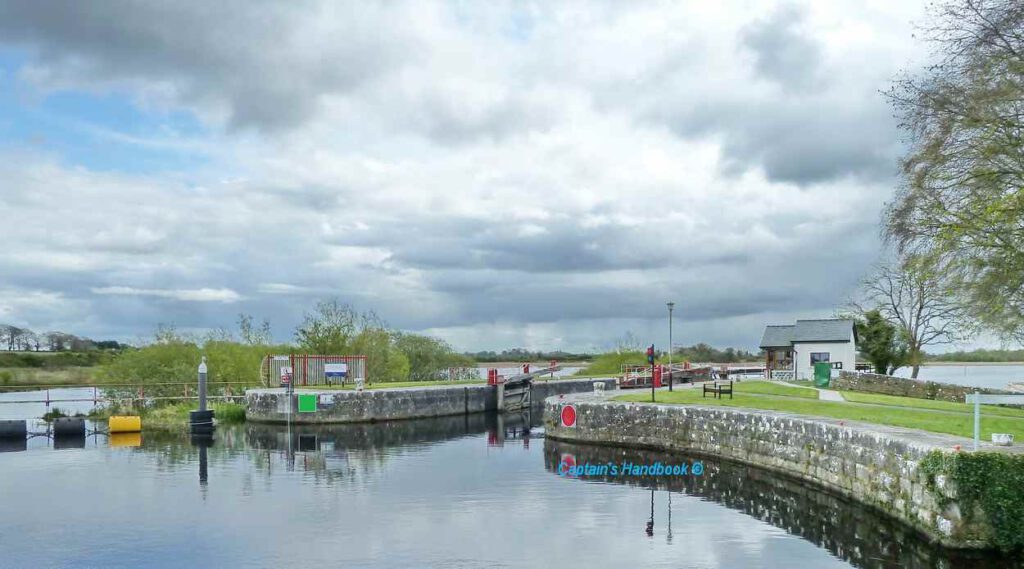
[0,1,939,352]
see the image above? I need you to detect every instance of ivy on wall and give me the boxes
[920,450,1024,551]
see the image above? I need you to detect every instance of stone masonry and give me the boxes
[545,393,1009,549]
[833,370,1012,403]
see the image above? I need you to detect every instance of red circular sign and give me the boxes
[560,405,577,427]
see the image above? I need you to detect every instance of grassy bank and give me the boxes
[0,366,107,389]
[89,401,246,431]
[616,381,1024,441]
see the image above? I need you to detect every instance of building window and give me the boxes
[810,352,830,364]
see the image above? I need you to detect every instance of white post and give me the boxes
[198,356,208,412]
[973,389,980,451]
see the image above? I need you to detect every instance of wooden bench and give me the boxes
[703,380,733,399]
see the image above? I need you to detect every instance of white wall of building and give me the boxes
[793,331,856,380]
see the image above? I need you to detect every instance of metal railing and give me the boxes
[0,381,255,405]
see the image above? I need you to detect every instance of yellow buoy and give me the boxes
[108,415,142,433]
[109,432,142,447]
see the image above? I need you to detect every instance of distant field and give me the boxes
[0,366,104,388]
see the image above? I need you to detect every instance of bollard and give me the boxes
[190,356,215,435]
[198,356,208,413]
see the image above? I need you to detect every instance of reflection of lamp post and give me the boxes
[666,491,673,544]
[667,302,675,392]
[646,487,655,537]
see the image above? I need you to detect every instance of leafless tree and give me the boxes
[850,255,974,378]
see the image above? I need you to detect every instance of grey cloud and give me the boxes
[653,93,899,185]
[0,1,417,131]
[741,5,823,92]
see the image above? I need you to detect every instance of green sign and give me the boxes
[297,393,317,413]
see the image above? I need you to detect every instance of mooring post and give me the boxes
[198,356,208,413]
[973,388,980,451]
[189,356,214,435]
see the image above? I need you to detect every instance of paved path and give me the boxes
[817,389,845,402]
[777,381,845,402]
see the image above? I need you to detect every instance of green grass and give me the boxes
[733,381,818,399]
[0,366,104,389]
[616,384,1024,441]
[840,391,1024,418]
[90,401,246,430]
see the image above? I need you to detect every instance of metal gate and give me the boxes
[260,355,367,387]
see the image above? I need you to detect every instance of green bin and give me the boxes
[813,362,831,387]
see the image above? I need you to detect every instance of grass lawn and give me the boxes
[730,380,818,399]
[840,390,1024,419]
[616,382,1024,441]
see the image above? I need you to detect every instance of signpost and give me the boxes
[647,345,656,403]
[965,391,1024,450]
[325,362,348,385]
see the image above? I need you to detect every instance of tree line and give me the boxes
[101,299,476,398]
[0,324,124,352]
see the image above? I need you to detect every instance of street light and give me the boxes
[667,302,675,391]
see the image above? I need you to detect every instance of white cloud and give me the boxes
[90,287,242,303]
[0,1,939,349]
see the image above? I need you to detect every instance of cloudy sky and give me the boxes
[0,1,934,352]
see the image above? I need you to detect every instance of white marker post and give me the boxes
[964,392,1024,450]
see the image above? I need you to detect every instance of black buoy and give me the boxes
[52,417,85,437]
[0,419,27,439]
[189,356,216,435]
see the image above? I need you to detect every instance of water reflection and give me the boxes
[5,412,1022,568]
[543,440,1021,569]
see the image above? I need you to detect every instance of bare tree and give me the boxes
[851,254,974,378]
[238,313,273,346]
[44,331,73,352]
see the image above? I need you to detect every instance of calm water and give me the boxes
[1,412,1019,568]
[893,364,1024,390]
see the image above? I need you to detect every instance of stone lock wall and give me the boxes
[247,377,616,424]
[833,370,1012,403]
[544,394,994,548]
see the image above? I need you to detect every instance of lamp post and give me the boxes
[667,302,675,392]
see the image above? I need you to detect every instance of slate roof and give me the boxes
[760,319,855,348]
[760,325,795,348]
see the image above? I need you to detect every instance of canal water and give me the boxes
[1,412,1019,568]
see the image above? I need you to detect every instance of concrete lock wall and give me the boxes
[247,378,616,424]
[833,370,1012,403]
[544,394,994,549]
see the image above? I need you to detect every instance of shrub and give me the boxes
[921,450,1024,551]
